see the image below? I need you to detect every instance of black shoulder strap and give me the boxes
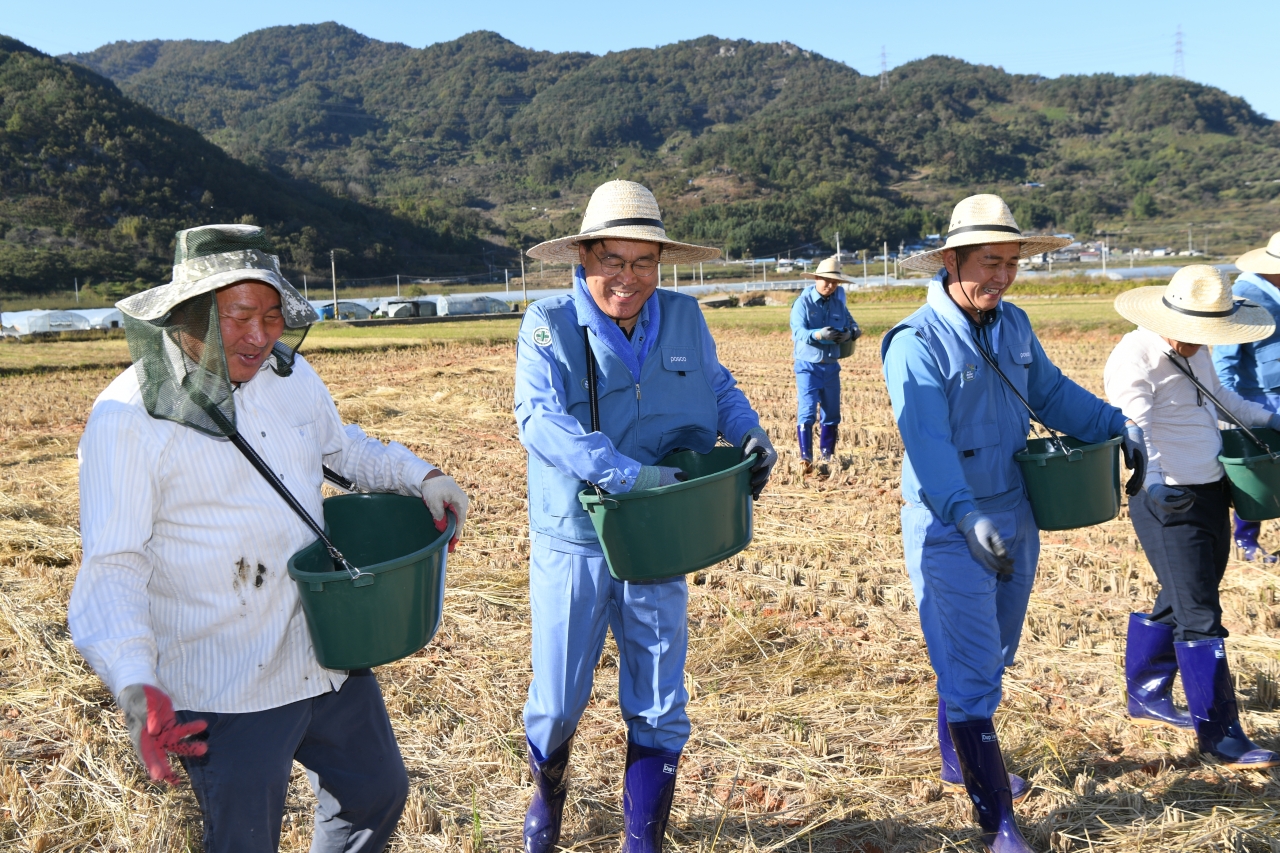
[584,325,600,433]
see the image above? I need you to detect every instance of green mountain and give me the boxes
[0,35,487,295]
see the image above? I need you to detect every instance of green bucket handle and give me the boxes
[300,508,456,593]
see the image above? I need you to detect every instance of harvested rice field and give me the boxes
[2,307,1279,852]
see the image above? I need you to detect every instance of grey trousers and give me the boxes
[175,669,408,853]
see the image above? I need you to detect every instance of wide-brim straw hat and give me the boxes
[1114,264,1275,345]
[118,224,318,328]
[526,180,721,264]
[1235,232,1280,276]
[801,256,857,284]
[900,194,1072,272]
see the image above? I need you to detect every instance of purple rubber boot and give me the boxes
[797,424,814,465]
[819,424,839,461]
[939,699,1029,803]
[1176,638,1280,769]
[1124,613,1193,729]
[1234,514,1276,563]
[621,741,681,853]
[948,719,1036,853]
[524,734,573,853]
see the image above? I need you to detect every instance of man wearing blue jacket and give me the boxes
[1211,231,1280,562]
[887,195,1145,853]
[516,181,777,853]
[791,256,861,470]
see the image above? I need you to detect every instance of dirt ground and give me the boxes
[1,322,1278,852]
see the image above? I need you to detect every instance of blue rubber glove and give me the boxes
[1267,413,1280,432]
[741,427,778,500]
[957,511,1013,579]
[1120,419,1147,497]
[1147,483,1194,513]
[633,465,688,491]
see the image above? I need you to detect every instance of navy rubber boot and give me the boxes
[1124,613,1193,730]
[621,741,681,853]
[948,720,1036,853]
[1233,514,1276,563]
[797,424,814,464]
[938,700,1029,802]
[1176,639,1280,770]
[819,424,839,461]
[524,735,574,853]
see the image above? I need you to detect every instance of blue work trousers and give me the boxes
[175,669,408,853]
[795,361,841,429]
[523,537,691,758]
[902,501,1039,722]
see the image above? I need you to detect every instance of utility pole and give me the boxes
[835,231,841,259]
[1174,25,1185,78]
[330,250,338,320]
[883,241,889,285]
[1102,237,1108,276]
[505,268,509,294]
[673,264,678,293]
[303,274,308,300]
[862,250,868,286]
[699,262,704,285]
[396,274,400,298]
[74,277,79,304]
[519,245,528,308]
[1188,224,1193,253]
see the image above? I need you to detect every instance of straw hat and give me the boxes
[900,194,1072,272]
[800,256,857,284]
[526,180,721,264]
[1113,264,1275,345]
[1235,232,1280,276]
[118,224,318,328]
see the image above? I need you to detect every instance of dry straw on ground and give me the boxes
[2,325,1278,852]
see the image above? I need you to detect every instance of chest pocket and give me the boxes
[1255,341,1280,390]
[952,420,1010,500]
[1003,339,1034,399]
[661,346,699,373]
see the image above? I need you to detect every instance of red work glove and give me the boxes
[420,470,469,552]
[117,684,208,785]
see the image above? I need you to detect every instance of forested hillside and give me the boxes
[0,35,487,294]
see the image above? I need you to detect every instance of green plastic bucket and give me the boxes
[837,339,856,359]
[1219,427,1280,521]
[1014,435,1122,531]
[287,493,453,670]
[579,447,754,581]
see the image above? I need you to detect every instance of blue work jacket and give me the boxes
[1213,273,1280,395]
[515,272,761,546]
[791,285,854,364]
[881,274,1127,525]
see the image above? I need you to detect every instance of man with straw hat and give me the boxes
[1107,265,1280,769]
[515,180,776,853]
[884,194,1143,853]
[791,256,861,471]
[68,224,470,852]
[1212,232,1280,562]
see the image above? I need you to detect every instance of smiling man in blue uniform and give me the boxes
[791,256,860,471]
[515,181,776,853]
[885,195,1144,853]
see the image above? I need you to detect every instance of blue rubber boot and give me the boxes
[1233,514,1277,563]
[939,700,1029,802]
[819,424,839,462]
[622,741,681,853]
[948,720,1036,853]
[1125,613,1193,730]
[797,424,814,465]
[1176,639,1280,770]
[524,734,574,853]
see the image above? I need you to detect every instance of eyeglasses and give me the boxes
[590,247,658,278]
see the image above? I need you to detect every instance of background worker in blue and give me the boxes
[515,181,777,853]
[1212,231,1280,562]
[886,195,1144,853]
[791,256,860,470]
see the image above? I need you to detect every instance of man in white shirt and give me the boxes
[1106,264,1280,770]
[69,224,470,852]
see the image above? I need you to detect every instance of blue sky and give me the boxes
[7,1,1280,119]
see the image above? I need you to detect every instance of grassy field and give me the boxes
[2,299,1278,852]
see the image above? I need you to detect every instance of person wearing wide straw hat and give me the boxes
[1212,232,1280,562]
[515,180,777,852]
[1107,265,1280,770]
[68,224,470,852]
[883,194,1143,853]
[791,256,861,470]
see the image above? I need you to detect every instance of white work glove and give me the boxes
[1120,419,1147,497]
[812,327,838,342]
[117,684,207,785]
[742,427,778,500]
[1267,413,1280,432]
[957,511,1013,579]
[634,465,689,491]
[1146,483,1194,514]
[420,471,469,552]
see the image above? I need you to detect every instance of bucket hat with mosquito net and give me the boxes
[801,256,857,285]
[116,224,319,439]
[526,180,721,264]
[900,194,1072,273]
[1114,264,1275,346]
[1235,232,1280,276]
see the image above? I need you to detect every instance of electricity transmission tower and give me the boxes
[1174,26,1185,78]
[880,47,888,91]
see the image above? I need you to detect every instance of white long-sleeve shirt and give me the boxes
[1104,328,1272,489]
[69,354,435,713]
